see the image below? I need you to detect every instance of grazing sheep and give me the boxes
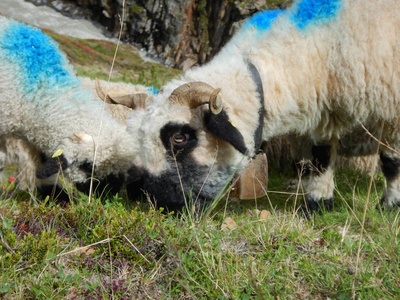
[126,0,399,212]
[0,16,149,198]
[0,79,153,198]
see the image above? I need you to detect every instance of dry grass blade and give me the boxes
[123,235,150,263]
[88,0,126,203]
[56,238,112,257]
[352,120,384,299]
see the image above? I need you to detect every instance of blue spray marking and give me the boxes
[243,0,342,35]
[0,21,79,96]
[290,0,342,29]
[244,9,284,31]
[147,86,159,95]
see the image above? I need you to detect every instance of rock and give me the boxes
[221,217,237,231]
[25,0,294,68]
[259,210,271,220]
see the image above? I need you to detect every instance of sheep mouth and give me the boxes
[142,171,210,212]
[141,163,231,212]
[74,172,125,197]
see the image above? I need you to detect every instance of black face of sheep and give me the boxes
[131,80,267,211]
[126,166,146,201]
[74,161,125,197]
[141,122,218,210]
[36,155,125,198]
[140,156,227,212]
[37,184,71,205]
[138,119,267,211]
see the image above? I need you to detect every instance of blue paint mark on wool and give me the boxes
[0,22,79,96]
[244,9,284,31]
[242,0,342,35]
[291,0,342,29]
[147,86,159,95]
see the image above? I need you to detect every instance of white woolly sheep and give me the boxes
[0,79,151,198]
[126,0,399,213]
[0,16,150,199]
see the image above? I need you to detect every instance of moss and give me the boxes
[129,5,146,16]
[192,0,210,56]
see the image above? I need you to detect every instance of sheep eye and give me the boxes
[160,123,197,156]
[171,133,188,146]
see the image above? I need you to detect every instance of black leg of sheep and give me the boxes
[380,152,400,208]
[301,141,337,217]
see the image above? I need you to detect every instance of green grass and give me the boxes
[1,167,400,299]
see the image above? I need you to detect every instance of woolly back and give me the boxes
[235,0,342,42]
[0,17,83,102]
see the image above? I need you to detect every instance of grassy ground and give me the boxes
[1,32,400,299]
[1,168,399,299]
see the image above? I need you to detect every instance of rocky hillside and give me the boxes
[44,29,181,88]
[27,0,293,69]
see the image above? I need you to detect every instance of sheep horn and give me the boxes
[104,93,150,109]
[95,78,113,103]
[95,78,149,109]
[169,82,223,114]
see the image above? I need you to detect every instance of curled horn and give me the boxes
[95,79,149,109]
[169,82,223,114]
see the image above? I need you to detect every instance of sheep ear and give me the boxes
[73,132,94,144]
[36,154,69,179]
[231,153,268,199]
[204,109,249,155]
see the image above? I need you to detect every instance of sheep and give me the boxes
[125,0,399,213]
[0,79,152,198]
[0,16,150,199]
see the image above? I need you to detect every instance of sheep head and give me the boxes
[36,129,132,198]
[167,82,249,155]
[131,74,266,211]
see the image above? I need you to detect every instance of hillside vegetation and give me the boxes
[44,29,182,88]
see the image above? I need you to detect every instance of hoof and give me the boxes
[377,197,400,210]
[301,195,333,218]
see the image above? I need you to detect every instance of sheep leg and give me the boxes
[6,137,40,193]
[286,135,313,190]
[301,139,338,215]
[380,152,400,208]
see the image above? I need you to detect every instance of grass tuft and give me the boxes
[1,168,400,299]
